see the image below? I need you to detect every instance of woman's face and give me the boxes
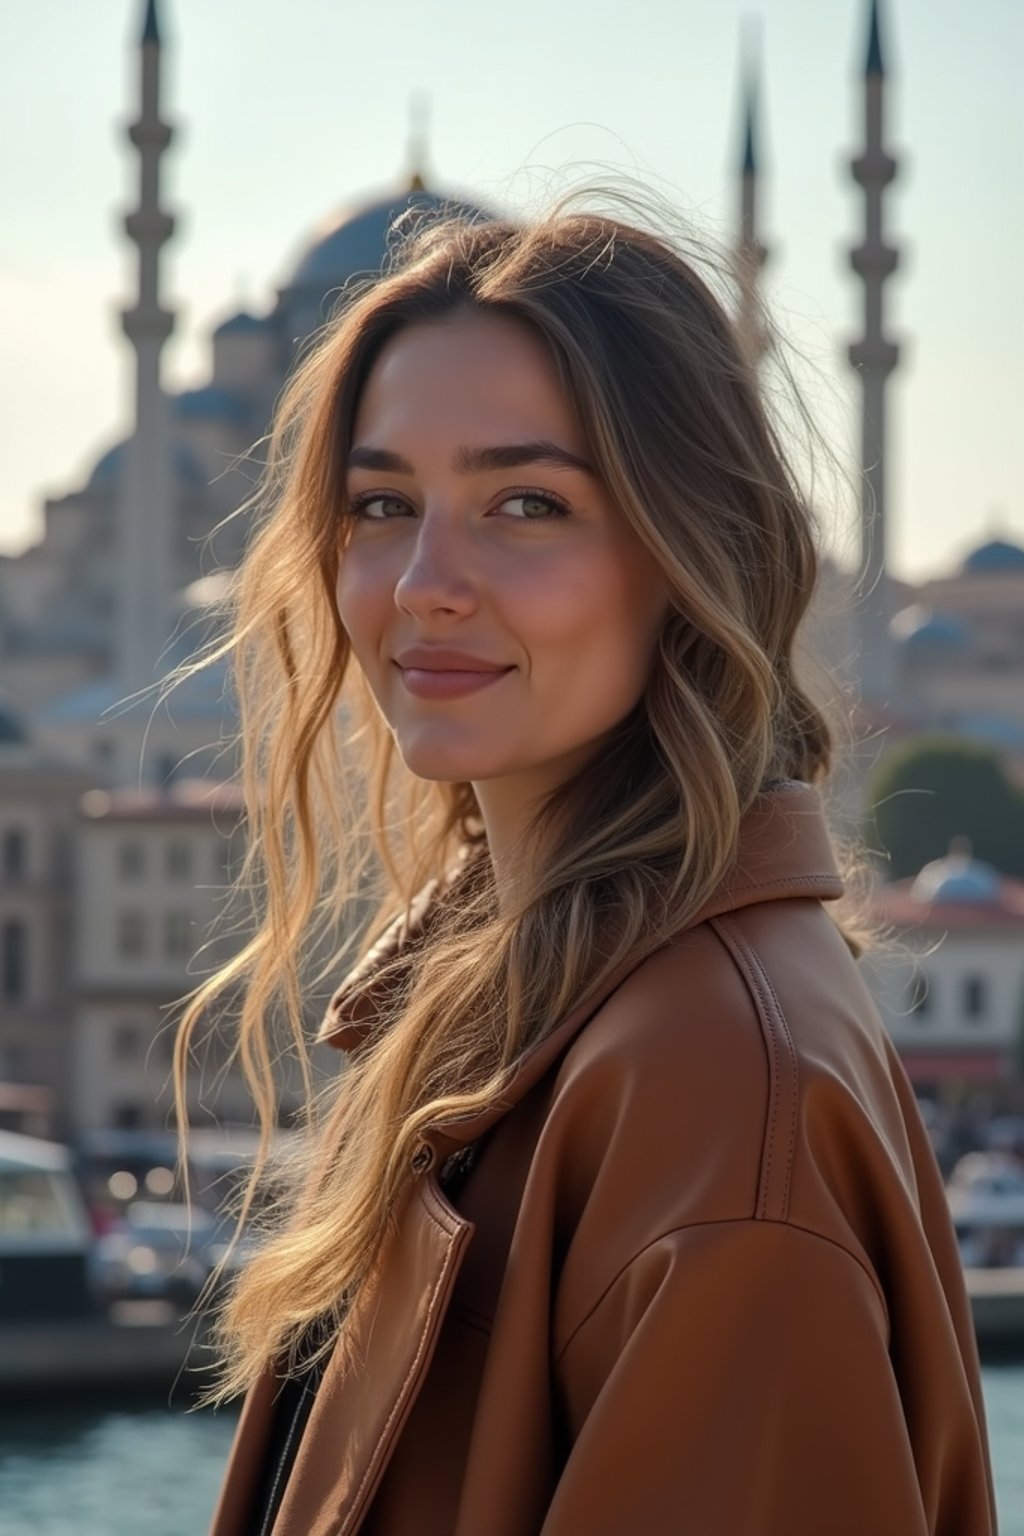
[337,309,671,797]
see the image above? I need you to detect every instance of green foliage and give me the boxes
[867,735,1024,880]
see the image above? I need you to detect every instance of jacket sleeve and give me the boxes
[545,1217,964,1536]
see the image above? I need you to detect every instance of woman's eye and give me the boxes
[498,492,569,521]
[348,494,409,520]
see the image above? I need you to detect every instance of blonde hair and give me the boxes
[177,191,847,1405]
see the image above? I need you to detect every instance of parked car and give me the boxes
[89,1200,221,1308]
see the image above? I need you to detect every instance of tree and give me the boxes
[866,736,1024,880]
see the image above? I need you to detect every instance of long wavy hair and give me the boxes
[176,191,850,1405]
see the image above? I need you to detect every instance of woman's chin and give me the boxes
[394,737,502,785]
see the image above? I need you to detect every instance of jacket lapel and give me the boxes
[272,1177,473,1536]
[209,1181,474,1536]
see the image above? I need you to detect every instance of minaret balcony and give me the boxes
[120,305,175,343]
[128,120,173,152]
[850,151,897,185]
[123,210,175,244]
[849,246,899,279]
[847,338,900,374]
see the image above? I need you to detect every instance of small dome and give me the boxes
[956,712,1024,751]
[87,438,208,491]
[890,605,970,651]
[38,662,236,727]
[173,386,251,426]
[283,186,495,295]
[911,842,1003,906]
[961,538,1024,575]
[212,310,269,338]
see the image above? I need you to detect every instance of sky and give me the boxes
[1,0,1021,582]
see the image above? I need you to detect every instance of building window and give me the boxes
[909,971,931,1019]
[116,910,147,959]
[2,920,26,1001]
[112,1023,143,1061]
[166,840,192,881]
[118,839,145,880]
[164,910,193,960]
[2,828,26,881]
[964,975,987,1020]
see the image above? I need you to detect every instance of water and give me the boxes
[0,1400,239,1536]
[984,1365,1024,1534]
[0,1369,1021,1534]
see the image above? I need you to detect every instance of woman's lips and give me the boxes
[398,666,514,700]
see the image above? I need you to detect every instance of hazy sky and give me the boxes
[2,0,1021,581]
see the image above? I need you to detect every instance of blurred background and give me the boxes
[1,1,1022,1532]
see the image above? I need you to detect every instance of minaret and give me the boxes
[117,0,176,702]
[847,0,900,705]
[406,93,430,192]
[733,26,770,368]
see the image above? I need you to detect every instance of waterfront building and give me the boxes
[71,778,267,1132]
[0,699,89,1130]
[867,843,1024,1093]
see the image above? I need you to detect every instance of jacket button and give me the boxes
[411,1144,434,1174]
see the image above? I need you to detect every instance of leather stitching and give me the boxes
[711,914,799,1223]
[554,1215,892,1367]
[339,1192,461,1534]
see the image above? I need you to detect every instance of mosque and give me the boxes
[0,0,1022,785]
[1,0,1023,1125]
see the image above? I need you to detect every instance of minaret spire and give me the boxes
[117,0,177,708]
[847,0,900,705]
[732,21,771,367]
[406,93,430,193]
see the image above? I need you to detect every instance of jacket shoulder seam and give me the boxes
[708,913,799,1222]
[555,1216,891,1368]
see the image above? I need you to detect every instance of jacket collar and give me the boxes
[317,780,842,1149]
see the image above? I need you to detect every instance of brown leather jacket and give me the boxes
[209,782,997,1535]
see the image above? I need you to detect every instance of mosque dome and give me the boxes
[282,184,496,296]
[911,841,1003,906]
[87,437,208,492]
[890,604,970,652]
[38,658,235,728]
[212,310,269,338]
[955,713,1024,752]
[173,385,251,426]
[960,538,1024,575]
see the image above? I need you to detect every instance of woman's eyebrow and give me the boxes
[346,440,596,476]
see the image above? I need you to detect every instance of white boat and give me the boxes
[946,1152,1024,1267]
[0,1128,96,1320]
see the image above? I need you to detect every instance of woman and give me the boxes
[192,200,996,1534]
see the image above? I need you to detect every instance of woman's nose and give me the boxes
[393,513,478,619]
